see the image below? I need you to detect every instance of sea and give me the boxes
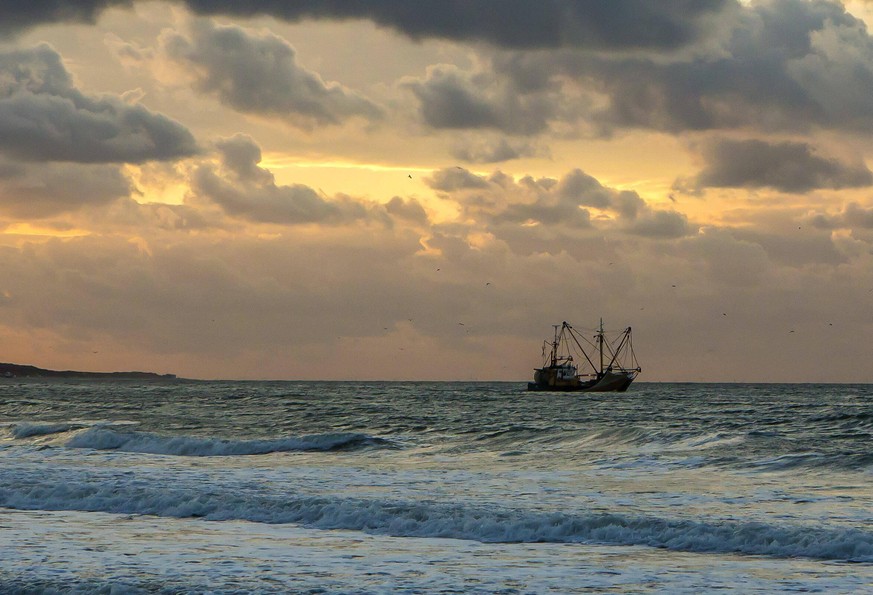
[1,380,873,594]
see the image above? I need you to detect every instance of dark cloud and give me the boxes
[396,1,873,137]
[407,67,502,130]
[13,1,873,138]
[0,1,132,37]
[497,197,592,229]
[577,0,873,133]
[211,134,273,184]
[689,139,873,193]
[189,0,729,50]
[625,210,691,238]
[556,169,615,209]
[161,20,382,128]
[0,158,131,218]
[809,202,873,230]
[450,137,545,164]
[585,55,816,132]
[427,168,490,192]
[385,196,428,224]
[0,44,198,164]
[351,0,873,138]
[0,1,729,50]
[405,64,558,135]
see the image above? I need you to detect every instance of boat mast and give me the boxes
[551,324,560,366]
[598,318,604,376]
[602,327,635,372]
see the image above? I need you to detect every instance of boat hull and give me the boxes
[527,370,637,393]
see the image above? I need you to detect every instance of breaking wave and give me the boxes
[64,427,393,456]
[1,471,871,562]
[8,422,87,439]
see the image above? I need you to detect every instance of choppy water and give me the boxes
[1,380,872,593]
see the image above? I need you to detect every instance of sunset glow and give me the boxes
[1,1,872,381]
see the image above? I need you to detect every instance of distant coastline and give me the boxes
[0,362,177,380]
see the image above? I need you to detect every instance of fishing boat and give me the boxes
[528,320,641,392]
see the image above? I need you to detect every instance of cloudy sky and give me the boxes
[2,0,873,381]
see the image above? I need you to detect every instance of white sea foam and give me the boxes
[1,469,871,562]
[63,427,389,456]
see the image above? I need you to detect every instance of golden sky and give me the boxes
[1,1,873,381]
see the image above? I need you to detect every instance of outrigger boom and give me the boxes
[527,320,641,392]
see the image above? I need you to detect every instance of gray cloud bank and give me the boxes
[685,139,873,193]
[9,1,873,140]
[0,44,198,164]
[0,1,132,37]
[0,1,729,51]
[579,0,873,133]
[160,20,383,128]
[400,1,873,137]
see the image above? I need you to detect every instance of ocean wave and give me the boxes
[569,426,654,447]
[1,473,871,562]
[474,425,557,442]
[673,432,746,450]
[561,428,747,456]
[809,411,873,425]
[8,422,86,439]
[458,423,872,473]
[64,427,393,456]
[747,451,873,472]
